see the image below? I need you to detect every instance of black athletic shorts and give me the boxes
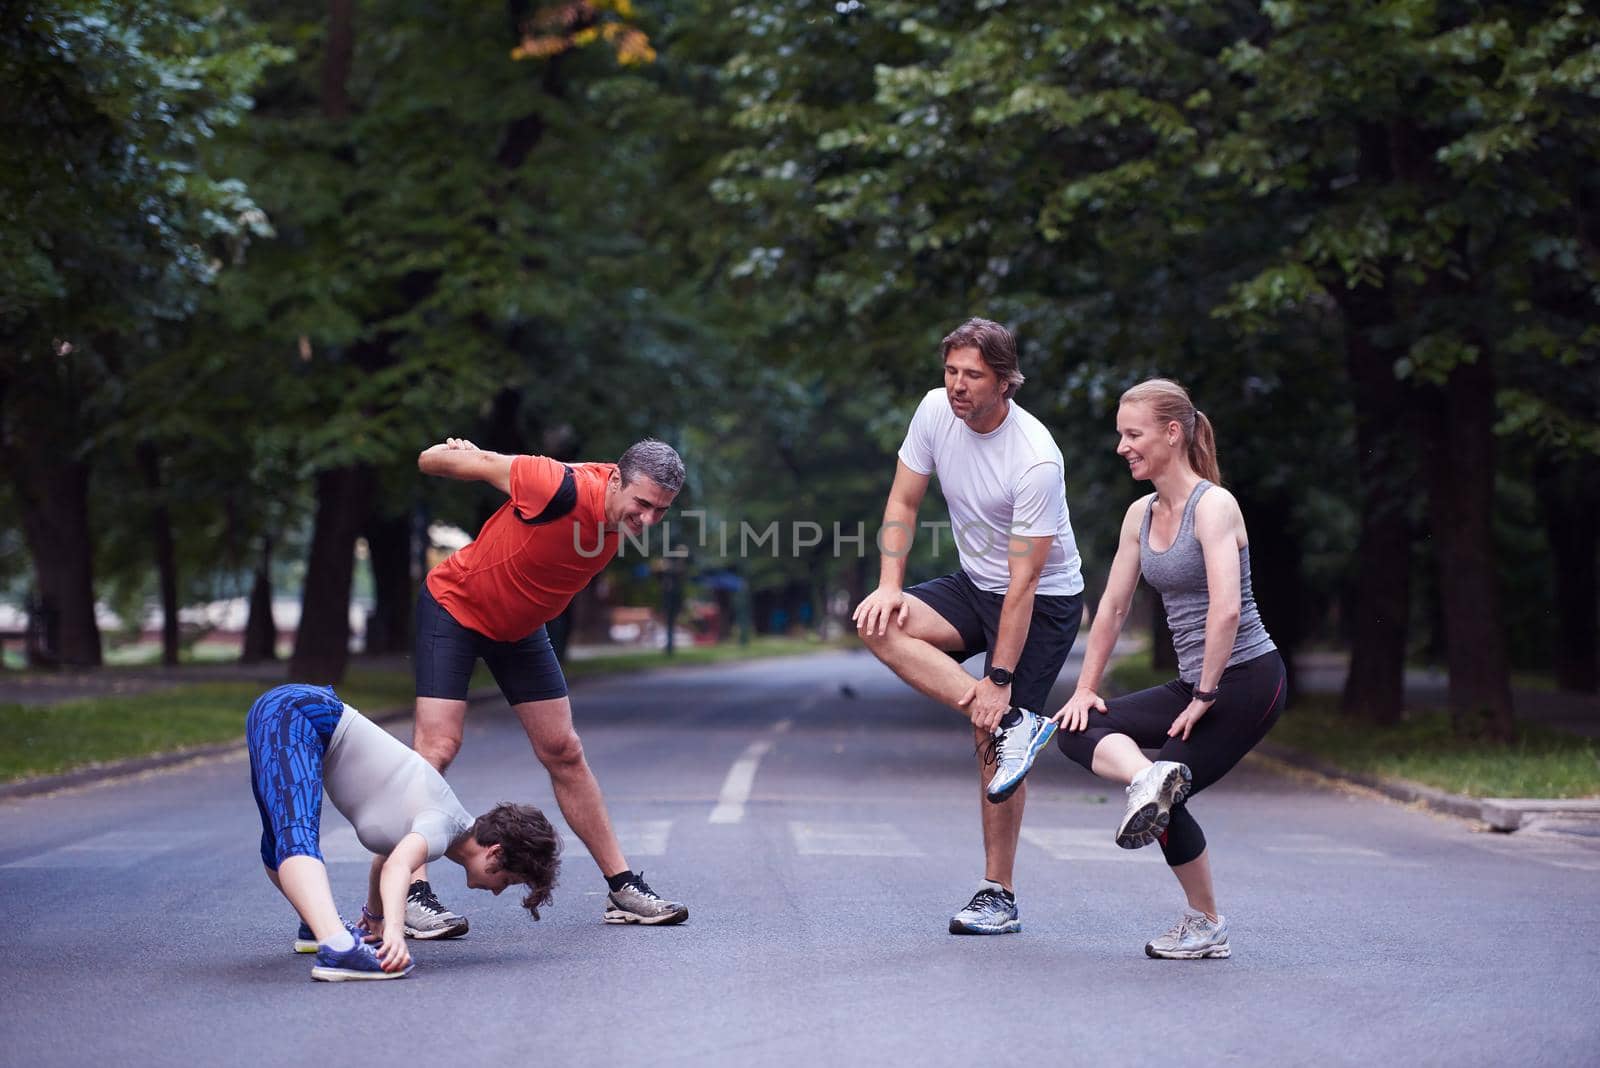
[414,584,568,705]
[905,570,1082,713]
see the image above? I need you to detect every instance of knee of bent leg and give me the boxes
[534,728,585,770]
[857,622,901,659]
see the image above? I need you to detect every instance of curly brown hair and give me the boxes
[471,802,562,920]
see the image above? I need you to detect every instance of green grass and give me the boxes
[1104,656,1599,799]
[0,637,849,784]
[1269,696,1600,799]
[0,668,416,783]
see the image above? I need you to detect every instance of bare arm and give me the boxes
[959,532,1054,729]
[366,833,429,972]
[417,437,513,496]
[1053,498,1148,730]
[852,460,931,636]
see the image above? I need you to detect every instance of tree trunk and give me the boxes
[1536,458,1598,692]
[13,455,101,667]
[137,442,180,666]
[290,464,376,682]
[321,0,355,120]
[1333,279,1413,725]
[363,509,413,656]
[1233,488,1302,704]
[242,536,279,663]
[1419,357,1516,739]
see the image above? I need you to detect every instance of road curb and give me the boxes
[1255,741,1485,822]
[1255,741,1600,832]
[0,686,501,802]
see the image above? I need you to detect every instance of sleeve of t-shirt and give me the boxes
[896,392,940,475]
[409,809,467,863]
[1011,461,1065,537]
[508,454,567,522]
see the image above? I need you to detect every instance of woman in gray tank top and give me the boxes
[1050,379,1287,960]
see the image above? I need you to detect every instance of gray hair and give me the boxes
[617,438,686,494]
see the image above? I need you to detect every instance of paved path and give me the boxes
[2,651,1596,1066]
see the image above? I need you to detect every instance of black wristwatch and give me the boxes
[1192,685,1220,702]
[988,666,1014,687]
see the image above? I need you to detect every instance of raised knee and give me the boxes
[857,624,900,659]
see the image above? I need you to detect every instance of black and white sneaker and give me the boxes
[984,707,1058,804]
[603,872,688,925]
[404,880,469,939]
[948,881,1021,935]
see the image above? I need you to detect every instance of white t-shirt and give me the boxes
[898,388,1084,597]
[322,707,474,861]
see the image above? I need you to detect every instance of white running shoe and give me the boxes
[1115,760,1192,849]
[1145,908,1230,959]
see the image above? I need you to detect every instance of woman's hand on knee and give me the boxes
[1052,687,1105,732]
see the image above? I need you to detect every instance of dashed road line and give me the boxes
[709,718,793,824]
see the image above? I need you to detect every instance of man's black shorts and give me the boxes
[905,570,1082,713]
[414,584,568,705]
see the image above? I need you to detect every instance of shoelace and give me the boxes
[625,872,662,901]
[413,886,447,914]
[1162,914,1195,943]
[977,732,1001,768]
[966,889,1006,913]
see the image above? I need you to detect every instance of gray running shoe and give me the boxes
[1145,909,1230,959]
[1115,760,1192,849]
[603,872,688,925]
[948,883,1021,935]
[404,880,469,939]
[983,707,1058,804]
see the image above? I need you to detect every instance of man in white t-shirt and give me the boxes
[853,317,1085,936]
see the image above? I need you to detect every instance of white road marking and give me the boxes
[3,831,185,869]
[709,718,793,824]
[563,819,673,858]
[1021,827,1160,862]
[789,821,924,857]
[1261,833,1390,859]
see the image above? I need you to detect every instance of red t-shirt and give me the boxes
[426,455,620,640]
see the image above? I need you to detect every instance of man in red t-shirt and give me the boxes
[402,436,689,936]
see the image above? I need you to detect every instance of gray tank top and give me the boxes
[1139,480,1276,683]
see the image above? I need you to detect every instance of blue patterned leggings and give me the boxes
[247,684,345,870]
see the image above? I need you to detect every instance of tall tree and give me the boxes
[0,1,278,666]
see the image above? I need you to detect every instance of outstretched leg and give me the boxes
[515,695,626,877]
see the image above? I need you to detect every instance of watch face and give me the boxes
[990,668,1011,685]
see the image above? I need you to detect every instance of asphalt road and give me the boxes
[2,650,1597,1066]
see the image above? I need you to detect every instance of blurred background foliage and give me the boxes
[2,0,1596,737]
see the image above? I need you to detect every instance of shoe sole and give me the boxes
[984,721,1058,804]
[404,919,469,940]
[948,919,1022,935]
[311,964,413,981]
[1145,942,1230,960]
[603,906,689,925]
[1115,764,1192,849]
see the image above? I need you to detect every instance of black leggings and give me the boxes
[1056,650,1286,867]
